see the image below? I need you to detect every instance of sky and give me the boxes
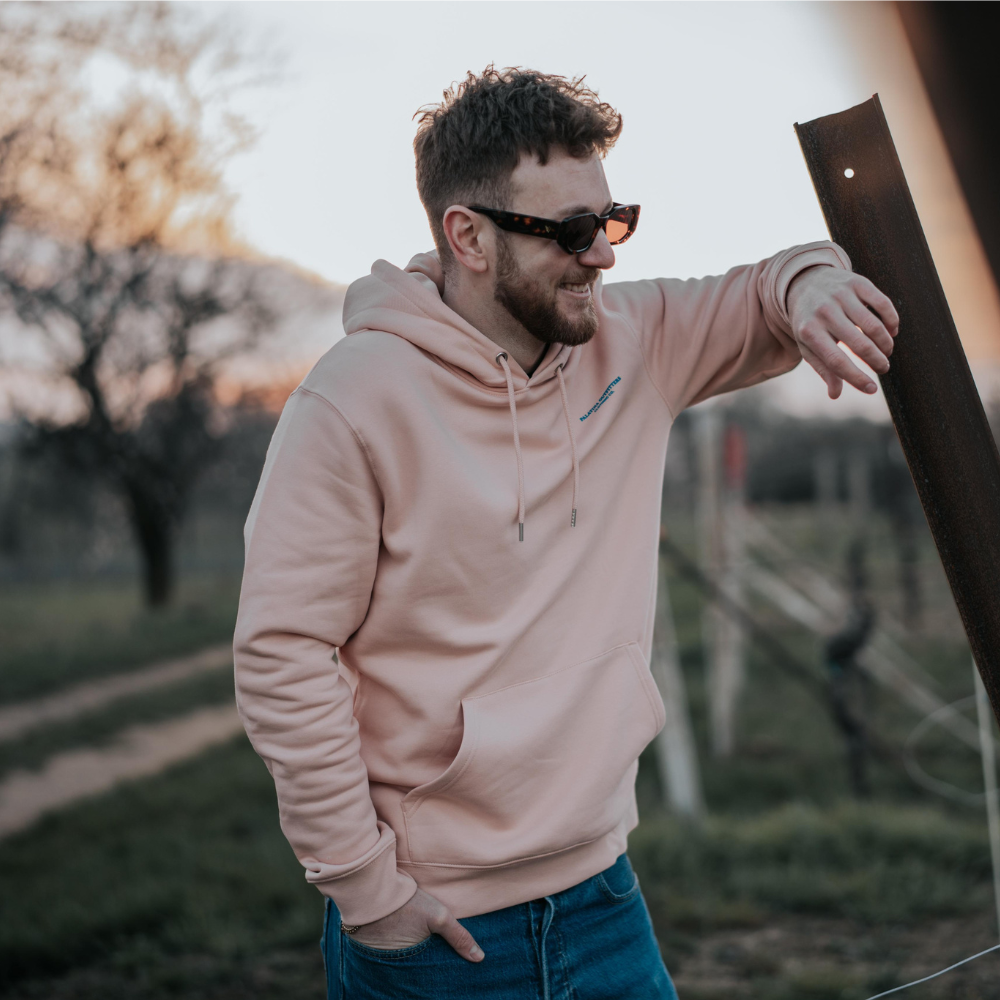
[224,1,857,288]
[156,2,1000,418]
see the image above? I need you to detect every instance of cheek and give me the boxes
[520,241,569,282]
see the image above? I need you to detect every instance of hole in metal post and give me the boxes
[844,168,855,178]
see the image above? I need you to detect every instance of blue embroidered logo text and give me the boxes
[579,377,622,421]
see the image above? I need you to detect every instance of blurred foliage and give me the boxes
[0,737,323,996]
[0,2,278,606]
[631,802,991,929]
[0,738,993,999]
[0,572,243,703]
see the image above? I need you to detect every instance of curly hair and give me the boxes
[414,67,622,268]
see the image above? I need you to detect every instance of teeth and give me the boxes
[562,283,589,292]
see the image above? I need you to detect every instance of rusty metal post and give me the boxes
[795,96,1000,725]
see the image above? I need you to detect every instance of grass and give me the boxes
[0,736,324,997]
[0,667,235,778]
[2,505,997,997]
[630,802,992,929]
[0,737,994,998]
[0,572,242,704]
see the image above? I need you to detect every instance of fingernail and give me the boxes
[470,946,484,960]
[866,383,877,394]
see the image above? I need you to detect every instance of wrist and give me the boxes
[786,264,823,315]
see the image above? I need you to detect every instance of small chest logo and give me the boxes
[579,377,622,422]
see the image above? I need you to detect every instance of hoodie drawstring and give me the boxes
[496,353,526,541]
[556,364,579,528]
[496,353,580,540]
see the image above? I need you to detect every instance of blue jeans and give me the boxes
[320,853,677,999]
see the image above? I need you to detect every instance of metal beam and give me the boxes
[795,96,1000,725]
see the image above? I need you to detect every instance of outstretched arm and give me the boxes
[602,240,855,414]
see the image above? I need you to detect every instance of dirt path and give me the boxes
[0,643,233,742]
[0,702,244,836]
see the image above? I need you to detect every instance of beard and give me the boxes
[493,236,599,346]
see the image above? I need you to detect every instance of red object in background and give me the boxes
[723,423,747,492]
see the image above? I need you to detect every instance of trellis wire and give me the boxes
[862,943,1000,999]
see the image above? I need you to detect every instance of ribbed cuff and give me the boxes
[306,821,418,925]
[765,241,852,334]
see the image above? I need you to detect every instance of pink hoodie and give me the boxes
[234,242,850,925]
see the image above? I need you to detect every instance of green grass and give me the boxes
[1,737,993,998]
[0,667,235,778]
[0,572,242,704]
[0,736,324,996]
[2,503,996,997]
[630,802,992,930]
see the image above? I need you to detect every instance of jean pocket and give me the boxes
[343,933,435,962]
[596,854,641,904]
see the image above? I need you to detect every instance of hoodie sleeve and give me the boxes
[604,241,851,415]
[233,387,417,926]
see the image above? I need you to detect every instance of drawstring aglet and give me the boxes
[570,509,577,528]
[519,522,524,542]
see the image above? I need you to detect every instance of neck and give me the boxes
[443,274,547,376]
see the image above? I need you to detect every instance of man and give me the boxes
[234,68,897,998]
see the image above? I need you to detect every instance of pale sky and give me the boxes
[193,2,1000,416]
[224,1,856,287]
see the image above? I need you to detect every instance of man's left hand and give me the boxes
[787,266,899,399]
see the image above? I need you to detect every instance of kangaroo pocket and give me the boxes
[400,641,665,868]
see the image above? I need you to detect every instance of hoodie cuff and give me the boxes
[306,821,418,925]
[763,241,853,335]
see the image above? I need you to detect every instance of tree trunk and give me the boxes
[126,485,176,607]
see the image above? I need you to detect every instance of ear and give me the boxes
[442,205,491,274]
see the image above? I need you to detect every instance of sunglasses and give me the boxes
[467,202,641,255]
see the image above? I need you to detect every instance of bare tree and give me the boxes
[0,4,276,605]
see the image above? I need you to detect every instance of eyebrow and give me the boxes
[559,200,615,218]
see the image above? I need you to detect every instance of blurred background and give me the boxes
[1,2,999,998]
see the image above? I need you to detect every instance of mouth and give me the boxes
[558,281,593,300]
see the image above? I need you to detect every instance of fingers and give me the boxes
[828,311,890,375]
[841,296,894,360]
[791,270,899,398]
[798,321,878,396]
[428,907,485,963]
[854,275,900,337]
[799,341,844,399]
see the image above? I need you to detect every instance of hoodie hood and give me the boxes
[342,252,574,391]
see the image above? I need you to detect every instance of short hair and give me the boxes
[414,67,623,268]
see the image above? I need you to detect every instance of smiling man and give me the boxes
[234,68,897,999]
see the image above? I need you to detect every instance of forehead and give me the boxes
[509,149,612,218]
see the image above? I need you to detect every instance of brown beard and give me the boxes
[493,236,599,346]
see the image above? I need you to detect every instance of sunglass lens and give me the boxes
[561,215,600,253]
[605,207,636,245]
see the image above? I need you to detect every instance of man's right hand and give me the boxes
[349,887,485,962]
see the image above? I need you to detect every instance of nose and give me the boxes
[577,228,615,269]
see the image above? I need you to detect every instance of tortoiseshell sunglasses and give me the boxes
[467,203,641,255]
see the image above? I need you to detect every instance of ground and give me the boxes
[1,507,998,999]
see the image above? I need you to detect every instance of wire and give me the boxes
[903,696,988,807]
[862,943,1000,999]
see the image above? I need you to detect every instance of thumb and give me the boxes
[431,910,485,963]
